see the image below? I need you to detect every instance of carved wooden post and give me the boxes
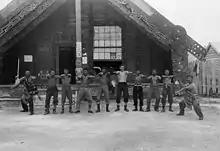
[0,52,4,84]
[75,0,83,82]
[81,0,93,70]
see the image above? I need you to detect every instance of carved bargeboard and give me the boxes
[107,0,207,82]
[0,0,66,80]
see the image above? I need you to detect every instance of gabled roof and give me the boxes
[0,0,207,61]
[0,0,29,19]
[205,42,220,60]
[208,42,220,53]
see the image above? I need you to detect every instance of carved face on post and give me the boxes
[51,71,55,76]
[25,71,31,77]
[165,69,169,75]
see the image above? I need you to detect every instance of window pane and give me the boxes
[105,53,110,59]
[94,34,98,40]
[105,26,110,33]
[110,48,116,52]
[99,33,104,39]
[116,40,122,46]
[116,48,122,52]
[110,52,116,60]
[110,40,116,46]
[116,33,121,40]
[99,53,105,59]
[99,26,104,33]
[93,48,98,53]
[116,26,121,32]
[116,53,122,60]
[99,48,104,53]
[93,53,99,59]
[110,26,115,32]
[94,40,99,47]
[105,48,110,53]
[105,40,110,47]
[94,27,99,33]
[99,40,105,47]
[103,33,108,39]
[110,33,116,40]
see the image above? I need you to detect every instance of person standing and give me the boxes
[114,65,132,112]
[75,68,95,113]
[132,70,145,112]
[175,75,204,120]
[96,67,111,113]
[60,69,73,114]
[44,70,59,115]
[12,71,38,115]
[161,69,174,112]
[15,75,28,112]
[146,69,161,112]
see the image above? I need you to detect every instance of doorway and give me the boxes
[0,54,17,84]
[59,46,76,84]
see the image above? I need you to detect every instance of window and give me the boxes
[93,26,122,60]
[24,55,33,62]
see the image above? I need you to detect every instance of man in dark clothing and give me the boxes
[12,71,38,115]
[175,75,204,120]
[60,69,73,114]
[75,68,95,113]
[161,69,174,112]
[114,65,132,112]
[44,70,59,115]
[96,67,111,112]
[132,70,145,112]
[146,69,161,112]
[15,75,28,112]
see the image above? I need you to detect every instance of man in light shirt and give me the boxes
[114,65,132,112]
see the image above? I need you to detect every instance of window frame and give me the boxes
[93,26,122,61]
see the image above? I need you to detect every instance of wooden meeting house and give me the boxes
[0,0,208,96]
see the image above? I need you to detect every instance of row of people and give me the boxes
[12,66,204,120]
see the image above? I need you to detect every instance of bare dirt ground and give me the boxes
[0,103,220,151]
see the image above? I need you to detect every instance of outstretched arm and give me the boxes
[113,71,119,74]
[157,75,161,80]
[12,77,25,89]
[88,75,96,79]
[147,75,152,79]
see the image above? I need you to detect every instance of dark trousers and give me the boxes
[161,86,173,108]
[21,95,28,111]
[147,86,160,109]
[61,86,72,109]
[116,83,129,104]
[21,92,35,114]
[133,86,143,107]
[179,100,204,118]
[45,87,58,109]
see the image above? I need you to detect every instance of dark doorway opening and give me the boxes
[0,54,18,84]
[59,46,76,84]
[93,61,122,71]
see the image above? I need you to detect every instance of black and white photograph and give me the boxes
[0,0,220,150]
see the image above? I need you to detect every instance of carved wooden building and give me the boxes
[0,0,208,84]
